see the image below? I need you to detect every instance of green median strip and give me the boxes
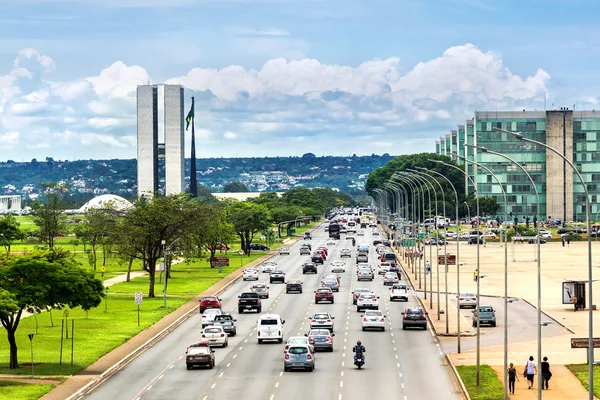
[0,380,56,400]
[456,365,504,400]
[566,364,600,397]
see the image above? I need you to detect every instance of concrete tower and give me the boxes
[164,85,185,195]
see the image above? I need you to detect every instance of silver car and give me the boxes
[321,278,340,292]
[383,272,399,285]
[306,329,335,352]
[250,283,270,299]
[284,345,315,372]
[309,312,335,332]
[357,268,373,281]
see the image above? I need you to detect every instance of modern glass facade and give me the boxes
[434,110,600,222]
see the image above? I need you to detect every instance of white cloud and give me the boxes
[86,61,149,100]
[223,131,238,139]
[16,48,56,72]
[88,117,121,128]
[0,132,20,149]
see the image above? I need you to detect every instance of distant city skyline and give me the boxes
[1,0,599,161]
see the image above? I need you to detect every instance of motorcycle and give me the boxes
[354,353,365,369]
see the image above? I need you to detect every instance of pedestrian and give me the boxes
[541,356,552,389]
[508,362,519,394]
[524,356,537,389]
[426,261,431,275]
[572,296,578,311]
[473,269,478,282]
[567,237,571,246]
[561,235,565,247]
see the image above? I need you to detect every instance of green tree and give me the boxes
[0,250,104,369]
[77,208,114,271]
[466,195,500,218]
[228,202,271,254]
[113,195,191,297]
[0,214,25,254]
[197,184,216,202]
[223,182,249,193]
[31,182,68,249]
[186,202,235,262]
[281,188,323,212]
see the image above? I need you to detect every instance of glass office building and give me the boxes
[434,109,600,222]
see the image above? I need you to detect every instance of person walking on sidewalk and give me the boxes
[508,363,519,394]
[541,356,552,389]
[473,269,478,282]
[425,261,430,275]
[524,356,537,389]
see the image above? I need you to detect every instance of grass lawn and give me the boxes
[0,381,56,400]
[456,365,505,400]
[566,364,600,397]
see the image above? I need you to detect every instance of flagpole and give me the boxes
[190,97,198,197]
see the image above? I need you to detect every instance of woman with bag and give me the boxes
[524,356,537,389]
[541,357,552,389]
[508,363,519,394]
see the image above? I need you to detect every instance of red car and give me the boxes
[314,288,334,304]
[317,247,329,256]
[207,243,230,251]
[199,296,222,313]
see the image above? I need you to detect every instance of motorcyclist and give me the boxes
[352,238,356,247]
[353,340,366,364]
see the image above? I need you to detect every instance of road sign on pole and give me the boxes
[28,334,34,378]
[238,249,244,256]
[134,292,143,305]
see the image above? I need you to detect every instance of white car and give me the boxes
[378,262,391,275]
[242,268,259,281]
[202,308,223,327]
[357,293,380,311]
[257,314,285,344]
[327,239,337,245]
[444,231,457,239]
[357,268,374,281]
[330,262,346,273]
[279,247,290,255]
[261,261,277,273]
[340,248,352,258]
[458,293,478,309]
[390,284,409,301]
[309,312,335,332]
[285,336,314,353]
[362,310,386,331]
[539,230,553,239]
[458,232,470,239]
[383,271,400,285]
[201,325,228,347]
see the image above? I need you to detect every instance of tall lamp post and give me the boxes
[468,143,543,398]
[492,127,594,398]
[455,153,510,399]
[394,175,420,278]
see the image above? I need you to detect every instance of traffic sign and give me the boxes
[134,292,143,305]
[210,256,230,267]
[418,233,427,240]
[100,266,106,273]
[238,249,244,256]
[571,338,600,348]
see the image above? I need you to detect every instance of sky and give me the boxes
[1,0,600,161]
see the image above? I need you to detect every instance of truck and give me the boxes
[237,292,262,313]
[329,223,340,239]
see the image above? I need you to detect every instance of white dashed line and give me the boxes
[275,382,280,388]
[341,371,344,377]
[158,375,163,380]
[401,383,405,388]
[239,346,243,351]
[219,372,224,378]
[226,363,231,368]
[178,355,183,360]
[339,394,343,400]
[269,395,275,400]
[169,365,174,369]
[397,363,400,368]
[279,371,283,376]
[147,385,152,391]
[342,361,345,367]
[244,339,248,343]
[211,383,216,389]
[340,381,344,388]
[233,354,237,359]
[202,396,208,400]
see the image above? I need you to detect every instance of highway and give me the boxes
[84,225,459,400]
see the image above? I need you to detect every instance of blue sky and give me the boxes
[0,0,599,161]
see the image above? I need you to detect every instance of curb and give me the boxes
[446,354,471,400]
[520,297,577,334]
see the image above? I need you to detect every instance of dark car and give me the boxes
[389,266,401,279]
[286,280,303,293]
[304,232,312,240]
[402,307,428,330]
[270,269,286,283]
[186,346,215,369]
[303,263,318,274]
[528,237,547,244]
[199,296,222,313]
[238,292,261,313]
[314,288,334,304]
[311,254,324,264]
[250,243,270,251]
[372,240,382,246]
[468,237,485,245]
[213,314,237,336]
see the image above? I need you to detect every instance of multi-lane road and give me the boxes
[84,225,460,400]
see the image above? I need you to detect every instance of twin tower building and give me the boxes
[136,84,186,198]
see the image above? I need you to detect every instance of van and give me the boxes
[380,252,397,266]
[257,314,285,344]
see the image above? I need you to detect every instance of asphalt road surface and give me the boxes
[84,225,459,400]
[441,296,570,353]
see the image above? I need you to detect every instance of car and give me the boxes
[261,261,277,273]
[303,262,318,274]
[300,246,311,255]
[257,314,285,344]
[199,296,222,313]
[306,329,335,352]
[270,269,285,283]
[201,325,228,347]
[238,292,262,313]
[340,248,352,258]
[528,236,547,244]
[468,236,485,245]
[186,341,212,353]
[356,254,369,263]
[304,232,312,240]
[380,252,397,266]
[285,336,314,353]
[356,293,379,311]
[309,312,335,331]
[284,345,315,372]
[357,268,374,281]
[473,305,497,327]
[212,314,237,336]
[314,287,334,304]
[250,243,270,251]
[202,308,223,327]
[372,240,382,246]
[207,242,230,251]
[402,307,428,330]
[383,271,400,285]
[327,239,337,246]
[242,268,259,281]
[357,245,369,253]
[362,310,386,331]
[186,346,215,370]
[330,261,346,273]
[458,292,478,309]
[389,265,401,278]
[279,247,290,255]
[357,230,365,236]
[352,288,372,305]
[250,283,270,299]
[378,262,392,274]
[286,280,303,293]
[311,254,325,264]
[389,284,409,301]
[321,278,340,292]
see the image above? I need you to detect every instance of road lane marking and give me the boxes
[341,371,344,377]
[158,375,163,380]
[339,394,343,400]
[244,339,248,343]
[269,395,275,400]
[147,385,152,391]
[211,383,216,389]
[275,382,279,388]
[226,363,231,367]
[340,381,344,387]
[393,347,397,351]
[203,397,207,400]
[169,365,174,369]
[399,372,403,377]
[397,363,400,368]
[179,355,183,360]
[219,372,224,378]
[279,371,283,376]
[233,354,237,359]
[342,361,345,367]
[401,383,405,388]
[239,346,243,351]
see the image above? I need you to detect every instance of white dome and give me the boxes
[79,194,133,213]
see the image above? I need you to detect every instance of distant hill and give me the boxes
[0,154,394,206]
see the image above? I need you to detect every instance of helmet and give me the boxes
[356,340,361,345]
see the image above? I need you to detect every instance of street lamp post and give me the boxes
[393,176,418,274]
[492,127,595,398]
[455,153,510,399]
[468,143,543,398]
